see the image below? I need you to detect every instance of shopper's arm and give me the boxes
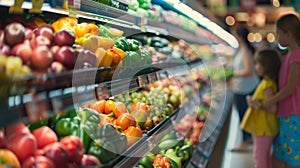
[263,87,277,113]
[234,51,254,77]
[263,62,300,107]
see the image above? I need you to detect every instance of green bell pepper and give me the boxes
[71,127,92,150]
[123,51,140,67]
[88,139,117,164]
[115,37,129,51]
[98,24,113,38]
[140,49,152,65]
[127,39,140,51]
[95,124,127,153]
[55,118,72,136]
[138,156,152,168]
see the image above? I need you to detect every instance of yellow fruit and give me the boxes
[109,28,124,37]
[96,37,114,50]
[0,149,21,168]
[0,55,7,78]
[6,56,23,79]
[83,35,99,52]
[95,48,112,67]
[95,47,107,67]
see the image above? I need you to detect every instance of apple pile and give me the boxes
[0,22,98,76]
[0,122,101,168]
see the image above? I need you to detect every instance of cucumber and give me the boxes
[158,139,183,150]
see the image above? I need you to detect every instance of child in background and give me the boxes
[240,49,281,168]
[260,14,300,168]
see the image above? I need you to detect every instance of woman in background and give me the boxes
[230,25,260,151]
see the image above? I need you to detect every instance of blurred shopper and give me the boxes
[259,14,300,168]
[240,49,281,168]
[230,25,260,151]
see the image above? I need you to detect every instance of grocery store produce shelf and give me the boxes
[1,59,202,127]
[186,89,233,168]
[0,0,216,45]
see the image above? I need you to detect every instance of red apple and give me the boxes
[50,45,60,56]
[31,35,51,48]
[4,22,25,46]
[6,133,37,162]
[54,46,78,69]
[53,30,75,46]
[11,43,32,64]
[0,44,10,55]
[5,122,31,139]
[0,130,6,148]
[60,136,85,164]
[22,156,55,168]
[81,154,101,167]
[35,149,45,156]
[32,126,58,149]
[31,46,53,70]
[24,28,34,41]
[50,61,66,73]
[35,25,54,42]
[43,142,69,168]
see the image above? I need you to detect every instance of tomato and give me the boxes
[105,100,115,114]
[113,101,128,118]
[153,154,171,168]
[116,113,136,131]
[0,149,21,168]
[90,99,106,114]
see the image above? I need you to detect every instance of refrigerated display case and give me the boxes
[0,0,236,167]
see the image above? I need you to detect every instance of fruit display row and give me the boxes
[0,74,207,168]
[0,13,203,84]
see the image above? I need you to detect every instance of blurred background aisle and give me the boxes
[222,106,255,168]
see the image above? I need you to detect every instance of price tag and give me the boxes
[147,73,157,84]
[96,84,109,100]
[76,90,96,106]
[140,17,147,32]
[29,0,44,14]
[51,94,73,114]
[25,100,49,123]
[109,0,128,11]
[137,75,147,87]
[51,97,63,115]
[68,0,81,17]
[9,0,24,14]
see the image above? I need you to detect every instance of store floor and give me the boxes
[221,106,255,168]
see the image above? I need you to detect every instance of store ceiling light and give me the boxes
[172,4,238,48]
[235,12,249,22]
[254,13,266,27]
[225,16,235,26]
[272,0,280,7]
[247,33,255,43]
[254,33,262,42]
[266,33,276,43]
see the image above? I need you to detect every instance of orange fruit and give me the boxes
[116,113,136,130]
[104,99,115,114]
[74,23,90,39]
[113,102,128,118]
[90,100,106,114]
